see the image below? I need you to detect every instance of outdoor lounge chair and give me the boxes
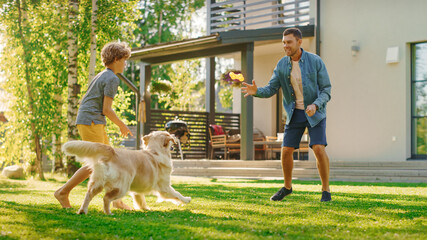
[208,125,240,160]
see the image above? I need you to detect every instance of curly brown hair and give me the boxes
[101,42,131,66]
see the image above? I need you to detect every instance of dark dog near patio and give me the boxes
[62,131,191,215]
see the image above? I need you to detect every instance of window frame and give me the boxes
[410,42,427,160]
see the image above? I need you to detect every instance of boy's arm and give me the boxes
[102,96,133,137]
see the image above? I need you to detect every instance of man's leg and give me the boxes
[307,117,331,201]
[54,165,92,208]
[312,144,330,192]
[270,146,295,201]
[281,146,295,190]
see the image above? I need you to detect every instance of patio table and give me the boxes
[253,140,282,159]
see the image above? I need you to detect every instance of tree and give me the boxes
[66,0,80,175]
[0,0,139,176]
[155,60,205,111]
[88,0,98,83]
[130,0,205,111]
[51,1,68,172]
[133,0,204,46]
[15,0,44,179]
[0,0,69,179]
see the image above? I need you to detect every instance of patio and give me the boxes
[171,159,427,183]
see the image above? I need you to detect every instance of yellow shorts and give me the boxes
[77,122,110,145]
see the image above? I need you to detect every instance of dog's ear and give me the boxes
[163,134,176,147]
[143,135,151,146]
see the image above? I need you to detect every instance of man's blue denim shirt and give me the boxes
[255,48,331,127]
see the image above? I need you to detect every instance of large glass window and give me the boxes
[411,42,427,159]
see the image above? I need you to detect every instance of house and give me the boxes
[129,0,427,162]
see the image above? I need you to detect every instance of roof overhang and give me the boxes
[130,25,315,65]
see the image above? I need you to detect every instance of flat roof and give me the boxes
[130,25,315,64]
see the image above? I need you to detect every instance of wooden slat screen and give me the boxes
[214,112,240,132]
[148,110,240,159]
[209,0,311,34]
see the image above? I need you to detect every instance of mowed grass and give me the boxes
[0,175,426,240]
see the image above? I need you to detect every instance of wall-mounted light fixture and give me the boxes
[351,40,360,57]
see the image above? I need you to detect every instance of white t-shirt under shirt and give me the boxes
[291,61,305,110]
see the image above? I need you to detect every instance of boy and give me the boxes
[55,42,133,209]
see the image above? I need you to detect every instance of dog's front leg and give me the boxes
[159,186,191,204]
[130,192,150,210]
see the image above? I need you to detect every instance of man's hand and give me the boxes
[306,104,317,117]
[241,80,258,98]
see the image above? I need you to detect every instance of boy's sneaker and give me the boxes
[270,187,292,201]
[320,191,332,202]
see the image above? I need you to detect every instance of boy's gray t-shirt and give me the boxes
[76,69,120,125]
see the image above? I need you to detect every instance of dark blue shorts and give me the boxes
[282,109,327,149]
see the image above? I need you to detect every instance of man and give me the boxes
[241,28,332,202]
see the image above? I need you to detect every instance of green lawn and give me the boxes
[0,175,426,240]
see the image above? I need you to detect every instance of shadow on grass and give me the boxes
[173,183,427,219]
[46,178,90,185]
[0,179,426,239]
[0,180,27,189]
[216,179,427,188]
[0,200,288,240]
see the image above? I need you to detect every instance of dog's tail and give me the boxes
[62,140,115,164]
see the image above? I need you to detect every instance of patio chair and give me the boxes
[253,136,266,160]
[208,125,240,160]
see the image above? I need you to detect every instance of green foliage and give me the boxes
[416,118,426,155]
[148,79,173,94]
[0,0,68,169]
[216,58,236,112]
[106,87,137,147]
[0,0,139,170]
[130,0,205,110]
[133,0,205,46]
[78,0,139,80]
[0,176,426,239]
[0,0,207,170]
[156,60,205,111]
[218,87,233,109]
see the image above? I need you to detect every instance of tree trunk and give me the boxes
[17,0,45,180]
[52,90,63,172]
[88,0,98,84]
[52,1,67,173]
[67,0,80,176]
[158,9,162,43]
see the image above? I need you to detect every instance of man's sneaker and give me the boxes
[320,191,332,202]
[270,187,292,201]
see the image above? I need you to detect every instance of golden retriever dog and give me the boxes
[62,131,191,215]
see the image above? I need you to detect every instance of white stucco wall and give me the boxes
[320,0,427,161]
